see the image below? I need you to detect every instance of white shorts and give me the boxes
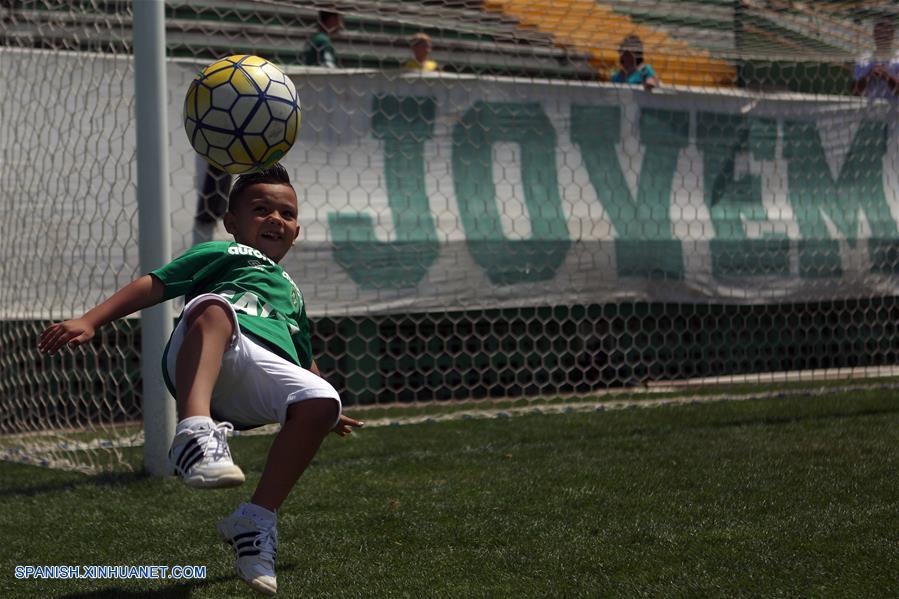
[165,293,341,430]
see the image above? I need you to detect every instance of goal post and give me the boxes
[133,0,175,477]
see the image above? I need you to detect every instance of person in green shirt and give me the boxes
[303,10,342,68]
[39,163,362,595]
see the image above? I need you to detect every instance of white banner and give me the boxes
[3,51,898,318]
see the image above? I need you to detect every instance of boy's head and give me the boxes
[318,10,342,35]
[618,34,644,71]
[223,163,300,263]
[410,32,432,62]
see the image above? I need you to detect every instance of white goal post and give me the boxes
[133,0,175,477]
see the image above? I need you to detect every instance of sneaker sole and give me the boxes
[181,469,246,489]
[216,522,278,596]
[243,576,277,596]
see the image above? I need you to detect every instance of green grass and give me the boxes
[1,392,897,598]
[339,376,899,421]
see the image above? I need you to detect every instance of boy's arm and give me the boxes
[641,65,658,91]
[38,274,166,354]
[851,61,871,96]
[308,359,365,436]
[876,65,899,94]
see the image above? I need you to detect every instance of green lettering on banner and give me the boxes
[452,102,570,285]
[329,95,439,288]
[571,105,688,279]
[783,119,897,277]
[696,113,788,277]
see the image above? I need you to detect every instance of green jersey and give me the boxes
[151,241,312,369]
[303,32,338,68]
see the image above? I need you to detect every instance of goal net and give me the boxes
[2,0,898,472]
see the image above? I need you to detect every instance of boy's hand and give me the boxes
[331,414,364,437]
[38,319,96,354]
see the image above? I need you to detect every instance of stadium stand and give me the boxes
[605,0,862,61]
[483,0,737,86]
[1,0,597,79]
[5,1,895,90]
[481,1,898,91]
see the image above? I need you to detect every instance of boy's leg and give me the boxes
[168,299,245,488]
[252,398,340,511]
[175,301,233,419]
[217,398,338,595]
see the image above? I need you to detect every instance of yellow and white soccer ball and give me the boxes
[183,55,300,174]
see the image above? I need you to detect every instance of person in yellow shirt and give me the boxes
[404,32,438,72]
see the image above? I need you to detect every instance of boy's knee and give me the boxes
[286,398,339,433]
[186,301,234,334]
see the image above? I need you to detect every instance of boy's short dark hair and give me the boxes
[318,10,340,26]
[875,15,895,30]
[618,34,644,65]
[228,163,293,212]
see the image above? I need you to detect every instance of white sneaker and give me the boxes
[168,421,245,488]
[217,510,278,595]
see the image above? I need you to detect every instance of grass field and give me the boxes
[1,391,897,598]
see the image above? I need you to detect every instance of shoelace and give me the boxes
[253,522,278,561]
[201,421,235,463]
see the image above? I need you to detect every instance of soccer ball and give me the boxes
[183,55,300,174]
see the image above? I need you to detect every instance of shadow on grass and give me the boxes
[0,469,152,499]
[57,576,230,599]
[61,576,223,599]
[58,561,300,598]
[702,405,899,430]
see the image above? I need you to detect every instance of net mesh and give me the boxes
[2,0,899,472]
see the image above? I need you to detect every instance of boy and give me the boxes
[611,34,659,91]
[303,10,342,68]
[851,16,899,99]
[403,32,438,72]
[38,163,362,595]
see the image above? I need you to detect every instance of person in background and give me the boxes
[304,10,342,68]
[404,32,438,72]
[611,33,659,91]
[852,15,899,99]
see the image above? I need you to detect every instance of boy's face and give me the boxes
[223,182,300,263]
[620,50,636,72]
[323,14,342,35]
[412,41,430,62]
